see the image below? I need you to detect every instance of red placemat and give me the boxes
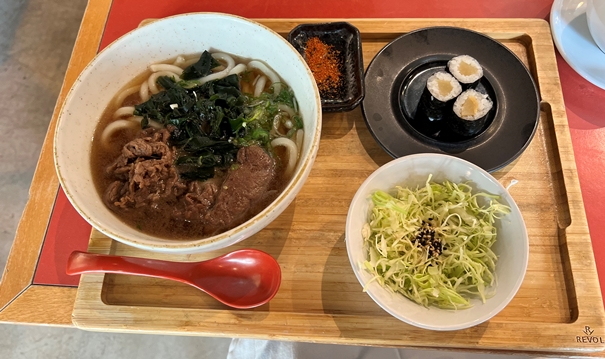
[99,0,553,50]
[33,188,92,286]
[33,0,605,301]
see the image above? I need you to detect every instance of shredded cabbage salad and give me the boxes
[362,175,511,309]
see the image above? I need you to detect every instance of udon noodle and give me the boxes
[91,50,304,239]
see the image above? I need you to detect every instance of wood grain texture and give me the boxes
[0,286,76,326]
[70,19,604,353]
[0,0,113,317]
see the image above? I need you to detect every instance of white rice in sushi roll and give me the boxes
[453,89,493,120]
[448,55,483,85]
[426,71,462,102]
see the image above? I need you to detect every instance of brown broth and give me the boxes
[90,53,297,240]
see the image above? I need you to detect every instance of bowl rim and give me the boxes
[53,12,322,252]
[345,153,529,331]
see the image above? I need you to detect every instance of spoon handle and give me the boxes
[66,251,194,284]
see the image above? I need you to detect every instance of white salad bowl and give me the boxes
[345,154,528,331]
[54,13,321,253]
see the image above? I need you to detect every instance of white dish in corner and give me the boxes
[551,0,605,89]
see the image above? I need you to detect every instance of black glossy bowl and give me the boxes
[288,22,365,112]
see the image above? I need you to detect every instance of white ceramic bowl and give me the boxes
[345,154,528,331]
[54,13,321,254]
[587,0,605,54]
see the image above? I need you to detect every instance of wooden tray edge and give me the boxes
[0,0,113,316]
[70,18,605,354]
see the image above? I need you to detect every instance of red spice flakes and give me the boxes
[304,37,342,96]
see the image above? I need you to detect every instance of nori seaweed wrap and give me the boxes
[447,55,484,90]
[413,71,462,136]
[448,89,493,137]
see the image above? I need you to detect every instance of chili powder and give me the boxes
[304,37,342,96]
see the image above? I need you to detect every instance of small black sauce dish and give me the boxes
[287,22,365,112]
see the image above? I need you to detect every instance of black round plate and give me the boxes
[361,27,540,172]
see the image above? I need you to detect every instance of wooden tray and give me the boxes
[72,19,605,353]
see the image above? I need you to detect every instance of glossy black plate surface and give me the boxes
[361,27,540,172]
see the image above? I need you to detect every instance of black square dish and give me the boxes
[288,22,365,112]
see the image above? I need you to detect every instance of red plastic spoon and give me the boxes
[66,249,281,309]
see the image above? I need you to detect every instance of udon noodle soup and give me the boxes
[91,51,304,239]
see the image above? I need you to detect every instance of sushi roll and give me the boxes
[447,55,483,89]
[414,71,462,136]
[449,89,493,137]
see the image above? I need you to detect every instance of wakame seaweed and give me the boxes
[132,60,303,181]
[181,51,220,80]
[133,75,245,181]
